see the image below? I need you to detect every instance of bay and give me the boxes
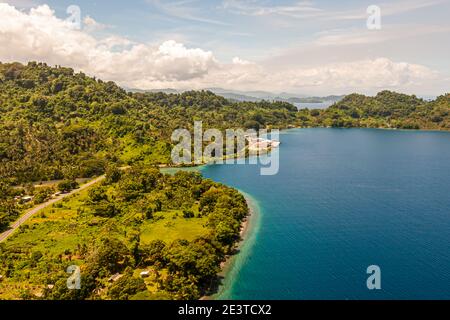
[200,128,450,299]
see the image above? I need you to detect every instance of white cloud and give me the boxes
[83,15,112,32]
[0,3,446,95]
[272,58,438,90]
[129,57,439,94]
[0,3,218,84]
[97,36,135,50]
[232,57,252,65]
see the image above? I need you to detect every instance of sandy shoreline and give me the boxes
[202,192,259,300]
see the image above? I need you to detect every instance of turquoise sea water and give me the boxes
[200,128,450,299]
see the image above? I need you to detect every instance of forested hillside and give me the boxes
[298,91,450,129]
[2,62,448,188]
[0,62,297,185]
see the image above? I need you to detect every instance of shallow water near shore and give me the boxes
[200,128,450,299]
[211,191,262,300]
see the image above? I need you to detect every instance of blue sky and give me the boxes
[1,0,449,95]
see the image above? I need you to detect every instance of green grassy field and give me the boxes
[140,210,208,243]
[0,177,210,299]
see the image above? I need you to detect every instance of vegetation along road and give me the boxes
[0,175,105,243]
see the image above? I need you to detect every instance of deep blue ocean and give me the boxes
[200,128,450,299]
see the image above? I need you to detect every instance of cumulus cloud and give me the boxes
[83,15,112,32]
[0,3,217,85]
[269,58,438,90]
[0,3,443,94]
[210,57,437,93]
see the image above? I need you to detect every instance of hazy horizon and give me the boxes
[126,86,441,99]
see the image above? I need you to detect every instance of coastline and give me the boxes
[203,191,261,300]
[160,165,261,300]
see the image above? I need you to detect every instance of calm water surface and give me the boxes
[200,128,450,299]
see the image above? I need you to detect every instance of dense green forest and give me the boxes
[0,168,248,300]
[0,61,297,185]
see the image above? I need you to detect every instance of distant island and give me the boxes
[299,91,449,130]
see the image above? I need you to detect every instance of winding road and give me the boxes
[0,175,105,243]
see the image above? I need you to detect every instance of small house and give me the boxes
[140,271,150,278]
[108,273,123,282]
[21,196,33,203]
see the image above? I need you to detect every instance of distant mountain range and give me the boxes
[130,87,346,104]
